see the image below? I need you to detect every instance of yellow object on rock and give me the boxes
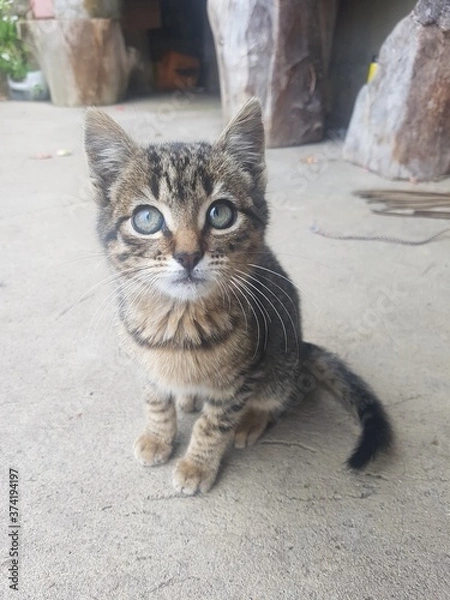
[367,56,378,82]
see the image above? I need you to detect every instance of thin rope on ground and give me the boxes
[310,223,450,246]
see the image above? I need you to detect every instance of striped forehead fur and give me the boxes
[84,106,268,249]
[145,142,214,204]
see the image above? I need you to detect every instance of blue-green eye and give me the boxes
[132,205,164,235]
[207,200,236,230]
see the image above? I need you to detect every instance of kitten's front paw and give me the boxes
[173,458,217,495]
[133,433,173,466]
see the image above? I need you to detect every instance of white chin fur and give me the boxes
[154,277,213,302]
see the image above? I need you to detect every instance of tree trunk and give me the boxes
[207,0,338,148]
[343,0,450,181]
[27,19,131,107]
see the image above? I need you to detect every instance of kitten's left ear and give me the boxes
[84,108,138,188]
[215,98,266,182]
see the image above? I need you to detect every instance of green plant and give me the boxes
[0,0,28,81]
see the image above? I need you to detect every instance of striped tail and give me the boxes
[302,342,393,469]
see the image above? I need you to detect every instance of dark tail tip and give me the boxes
[347,403,393,470]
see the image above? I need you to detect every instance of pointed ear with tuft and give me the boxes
[215,98,266,183]
[84,109,138,191]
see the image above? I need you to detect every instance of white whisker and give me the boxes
[248,263,318,309]
[86,268,160,342]
[63,264,157,320]
[237,269,300,357]
[231,275,269,354]
[229,278,261,360]
[235,272,289,353]
[227,280,248,331]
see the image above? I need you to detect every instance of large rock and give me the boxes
[343,1,450,181]
[27,19,131,107]
[415,0,450,28]
[207,0,338,148]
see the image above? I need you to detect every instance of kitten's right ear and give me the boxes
[84,109,138,189]
[215,98,266,172]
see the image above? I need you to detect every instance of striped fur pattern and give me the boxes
[84,99,392,494]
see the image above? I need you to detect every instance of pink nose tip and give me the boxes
[174,251,202,273]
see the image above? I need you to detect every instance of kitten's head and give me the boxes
[84,99,268,302]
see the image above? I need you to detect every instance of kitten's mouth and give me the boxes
[162,272,213,301]
[172,274,206,285]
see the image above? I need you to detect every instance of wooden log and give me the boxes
[207,0,338,148]
[343,0,450,181]
[52,0,122,19]
[27,19,131,107]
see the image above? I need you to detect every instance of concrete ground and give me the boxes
[1,97,449,600]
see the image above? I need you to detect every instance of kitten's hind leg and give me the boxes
[234,408,272,448]
[177,394,203,413]
[134,388,177,466]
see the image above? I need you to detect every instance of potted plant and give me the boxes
[0,0,49,100]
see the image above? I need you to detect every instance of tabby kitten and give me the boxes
[84,99,392,495]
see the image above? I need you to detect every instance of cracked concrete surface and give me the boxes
[1,98,449,599]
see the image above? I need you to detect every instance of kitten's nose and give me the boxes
[174,251,202,273]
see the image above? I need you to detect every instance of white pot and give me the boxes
[7,70,50,101]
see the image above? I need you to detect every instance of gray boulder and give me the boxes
[343,1,450,181]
